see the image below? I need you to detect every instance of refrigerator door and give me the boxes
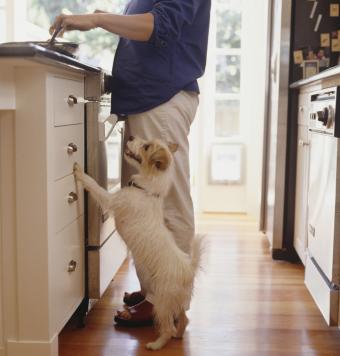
[260,0,292,253]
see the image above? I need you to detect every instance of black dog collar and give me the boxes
[128,180,160,198]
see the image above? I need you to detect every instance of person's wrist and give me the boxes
[90,13,101,29]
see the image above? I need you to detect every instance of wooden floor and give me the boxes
[59,216,340,355]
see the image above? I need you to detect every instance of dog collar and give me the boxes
[128,180,160,198]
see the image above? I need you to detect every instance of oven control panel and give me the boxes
[309,87,339,137]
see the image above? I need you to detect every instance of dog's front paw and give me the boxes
[145,341,163,351]
[73,162,84,180]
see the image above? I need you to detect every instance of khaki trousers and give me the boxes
[121,90,199,300]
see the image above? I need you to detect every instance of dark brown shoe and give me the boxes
[123,291,145,306]
[114,300,153,327]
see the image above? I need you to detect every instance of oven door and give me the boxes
[85,101,123,247]
[85,101,127,298]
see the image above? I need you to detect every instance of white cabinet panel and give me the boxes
[293,124,309,264]
[53,124,84,180]
[52,76,84,126]
[49,217,84,333]
[297,92,310,126]
[54,174,84,233]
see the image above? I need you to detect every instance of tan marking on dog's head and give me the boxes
[167,142,178,153]
[148,147,171,171]
[140,140,178,173]
[125,137,178,174]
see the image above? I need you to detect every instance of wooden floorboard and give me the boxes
[59,220,340,355]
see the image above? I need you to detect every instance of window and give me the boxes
[26,0,128,70]
[209,0,243,185]
[214,0,242,139]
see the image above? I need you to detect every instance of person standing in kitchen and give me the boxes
[51,0,211,326]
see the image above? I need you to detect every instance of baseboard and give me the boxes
[7,335,58,356]
[272,248,301,263]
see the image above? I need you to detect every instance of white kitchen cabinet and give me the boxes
[297,92,310,126]
[293,123,310,264]
[0,57,128,356]
[0,65,86,356]
[293,90,311,265]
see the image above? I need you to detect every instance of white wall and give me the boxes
[242,0,270,221]
[2,0,49,42]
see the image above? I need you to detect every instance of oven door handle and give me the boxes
[98,114,119,141]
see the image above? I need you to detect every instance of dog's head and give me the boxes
[124,136,178,174]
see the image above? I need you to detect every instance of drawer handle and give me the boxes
[68,260,77,272]
[67,95,78,105]
[67,143,78,154]
[298,139,309,147]
[67,192,78,204]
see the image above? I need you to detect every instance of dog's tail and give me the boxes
[190,234,205,274]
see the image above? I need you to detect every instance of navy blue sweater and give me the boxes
[110,0,211,115]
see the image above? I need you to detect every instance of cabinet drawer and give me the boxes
[54,174,84,233]
[54,124,84,180]
[88,231,127,299]
[50,217,84,332]
[53,76,84,126]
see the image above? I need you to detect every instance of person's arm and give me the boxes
[50,13,154,42]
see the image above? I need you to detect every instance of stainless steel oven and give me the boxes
[84,73,127,299]
[85,98,123,246]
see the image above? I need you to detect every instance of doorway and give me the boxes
[191,0,270,223]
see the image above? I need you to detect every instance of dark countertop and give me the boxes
[290,65,340,89]
[0,43,101,73]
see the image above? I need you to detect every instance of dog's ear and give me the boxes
[150,148,171,171]
[167,142,178,153]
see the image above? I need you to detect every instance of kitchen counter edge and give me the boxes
[0,43,101,73]
[290,65,340,89]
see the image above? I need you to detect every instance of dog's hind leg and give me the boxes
[145,306,174,350]
[173,311,189,339]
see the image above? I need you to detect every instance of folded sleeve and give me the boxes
[149,0,200,47]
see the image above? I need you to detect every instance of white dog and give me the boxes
[74,136,202,350]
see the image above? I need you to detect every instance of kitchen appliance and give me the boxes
[305,86,340,325]
[261,0,340,261]
[84,72,127,299]
[260,0,293,258]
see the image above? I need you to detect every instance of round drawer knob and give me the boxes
[67,143,78,154]
[68,260,77,272]
[67,95,78,105]
[67,192,78,204]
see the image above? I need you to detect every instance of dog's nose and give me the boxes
[128,136,135,141]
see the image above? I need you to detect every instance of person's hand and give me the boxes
[94,9,108,14]
[49,14,97,36]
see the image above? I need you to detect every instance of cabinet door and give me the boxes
[297,92,310,126]
[294,125,309,264]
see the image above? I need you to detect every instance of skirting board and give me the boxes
[6,335,58,356]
